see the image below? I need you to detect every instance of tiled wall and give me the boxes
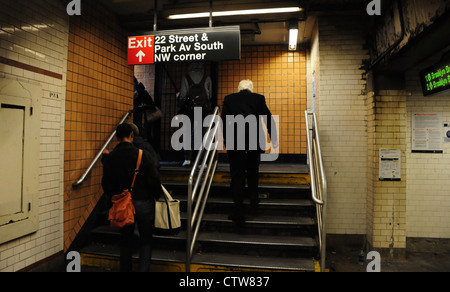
[364,0,450,248]
[218,45,308,155]
[316,16,369,235]
[136,46,307,156]
[366,74,450,249]
[367,90,407,250]
[135,64,156,97]
[64,1,134,251]
[406,58,450,240]
[0,0,68,271]
[317,15,450,249]
[365,53,450,250]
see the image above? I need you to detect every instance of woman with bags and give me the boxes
[102,123,163,272]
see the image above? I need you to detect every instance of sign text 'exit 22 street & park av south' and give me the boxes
[128,27,241,65]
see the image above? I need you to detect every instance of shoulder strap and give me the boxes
[130,149,143,191]
[161,185,174,202]
[200,74,207,85]
[186,74,195,86]
[186,74,206,86]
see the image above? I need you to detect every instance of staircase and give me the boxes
[80,162,319,272]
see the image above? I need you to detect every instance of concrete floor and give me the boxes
[328,247,450,272]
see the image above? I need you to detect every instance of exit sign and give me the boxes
[128,26,241,65]
[420,58,450,96]
[128,35,155,65]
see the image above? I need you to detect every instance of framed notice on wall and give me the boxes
[379,148,401,181]
[412,112,443,153]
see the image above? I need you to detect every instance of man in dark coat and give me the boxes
[221,80,278,225]
[102,123,162,272]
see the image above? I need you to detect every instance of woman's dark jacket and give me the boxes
[102,142,162,201]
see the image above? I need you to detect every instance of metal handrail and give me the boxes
[304,110,328,272]
[186,106,220,272]
[72,110,133,188]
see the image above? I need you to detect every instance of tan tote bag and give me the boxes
[154,185,181,235]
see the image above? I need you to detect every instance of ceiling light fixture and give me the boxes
[288,21,299,51]
[168,7,302,20]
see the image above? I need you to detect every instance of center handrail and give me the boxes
[305,110,328,272]
[186,106,220,272]
[72,110,133,188]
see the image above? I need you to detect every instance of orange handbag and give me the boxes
[108,150,143,229]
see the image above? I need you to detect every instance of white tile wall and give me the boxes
[0,0,68,272]
[316,17,369,235]
[406,59,450,239]
[368,90,407,249]
[316,15,450,244]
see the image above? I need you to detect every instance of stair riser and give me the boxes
[198,223,316,237]
[162,172,311,186]
[183,206,315,220]
[91,221,317,244]
[197,242,318,259]
[97,207,316,226]
[165,185,313,201]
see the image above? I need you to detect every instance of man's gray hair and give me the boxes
[238,80,254,93]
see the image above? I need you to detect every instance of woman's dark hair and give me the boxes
[116,123,133,140]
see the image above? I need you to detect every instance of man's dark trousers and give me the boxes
[228,150,261,221]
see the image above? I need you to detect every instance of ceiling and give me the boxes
[98,0,307,45]
[98,0,371,45]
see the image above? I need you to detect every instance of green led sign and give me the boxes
[420,58,450,96]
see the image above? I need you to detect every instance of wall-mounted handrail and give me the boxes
[186,106,220,272]
[304,110,328,272]
[72,110,133,188]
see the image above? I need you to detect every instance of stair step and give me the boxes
[91,225,122,236]
[160,164,311,186]
[191,252,316,272]
[175,196,314,208]
[80,243,186,265]
[91,225,187,240]
[196,231,316,248]
[161,163,309,175]
[80,243,316,272]
[155,231,316,250]
[183,213,315,226]
[163,181,311,191]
